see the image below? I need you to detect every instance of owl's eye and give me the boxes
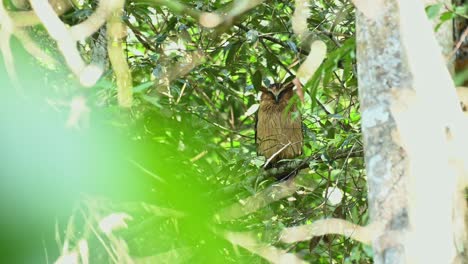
[277,89,288,100]
[266,90,276,98]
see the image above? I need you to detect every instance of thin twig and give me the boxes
[450,26,468,60]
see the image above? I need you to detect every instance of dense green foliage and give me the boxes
[3,0,369,263]
[114,1,368,262]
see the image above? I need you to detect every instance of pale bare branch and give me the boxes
[9,0,71,27]
[0,1,19,88]
[29,0,103,87]
[199,0,264,28]
[70,0,124,42]
[280,218,383,245]
[107,5,133,107]
[217,180,298,221]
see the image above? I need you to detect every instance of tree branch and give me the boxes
[280,218,383,245]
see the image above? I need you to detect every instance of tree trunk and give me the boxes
[356,0,455,263]
[356,1,410,262]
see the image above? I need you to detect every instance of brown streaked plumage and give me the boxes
[256,82,303,179]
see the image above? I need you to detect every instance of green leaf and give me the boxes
[454,5,467,16]
[244,103,259,117]
[322,64,335,88]
[166,17,178,31]
[342,57,353,82]
[284,74,295,84]
[350,111,361,123]
[133,81,153,93]
[362,245,374,257]
[440,11,455,22]
[246,30,259,43]
[252,70,263,91]
[286,40,298,53]
[454,68,468,86]
[250,155,265,167]
[141,95,162,108]
[265,51,277,74]
[435,11,455,31]
[225,42,243,65]
[155,33,168,44]
[304,63,324,110]
[425,3,442,20]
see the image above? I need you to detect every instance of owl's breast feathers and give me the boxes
[256,99,303,163]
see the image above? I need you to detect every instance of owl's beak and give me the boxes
[272,91,281,103]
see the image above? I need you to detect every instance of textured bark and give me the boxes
[356,0,454,263]
[357,1,410,261]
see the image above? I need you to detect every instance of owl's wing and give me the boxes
[254,109,259,155]
[284,80,295,91]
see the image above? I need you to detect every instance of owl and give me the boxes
[256,82,303,180]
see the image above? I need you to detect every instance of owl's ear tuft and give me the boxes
[260,86,269,93]
[284,81,295,90]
